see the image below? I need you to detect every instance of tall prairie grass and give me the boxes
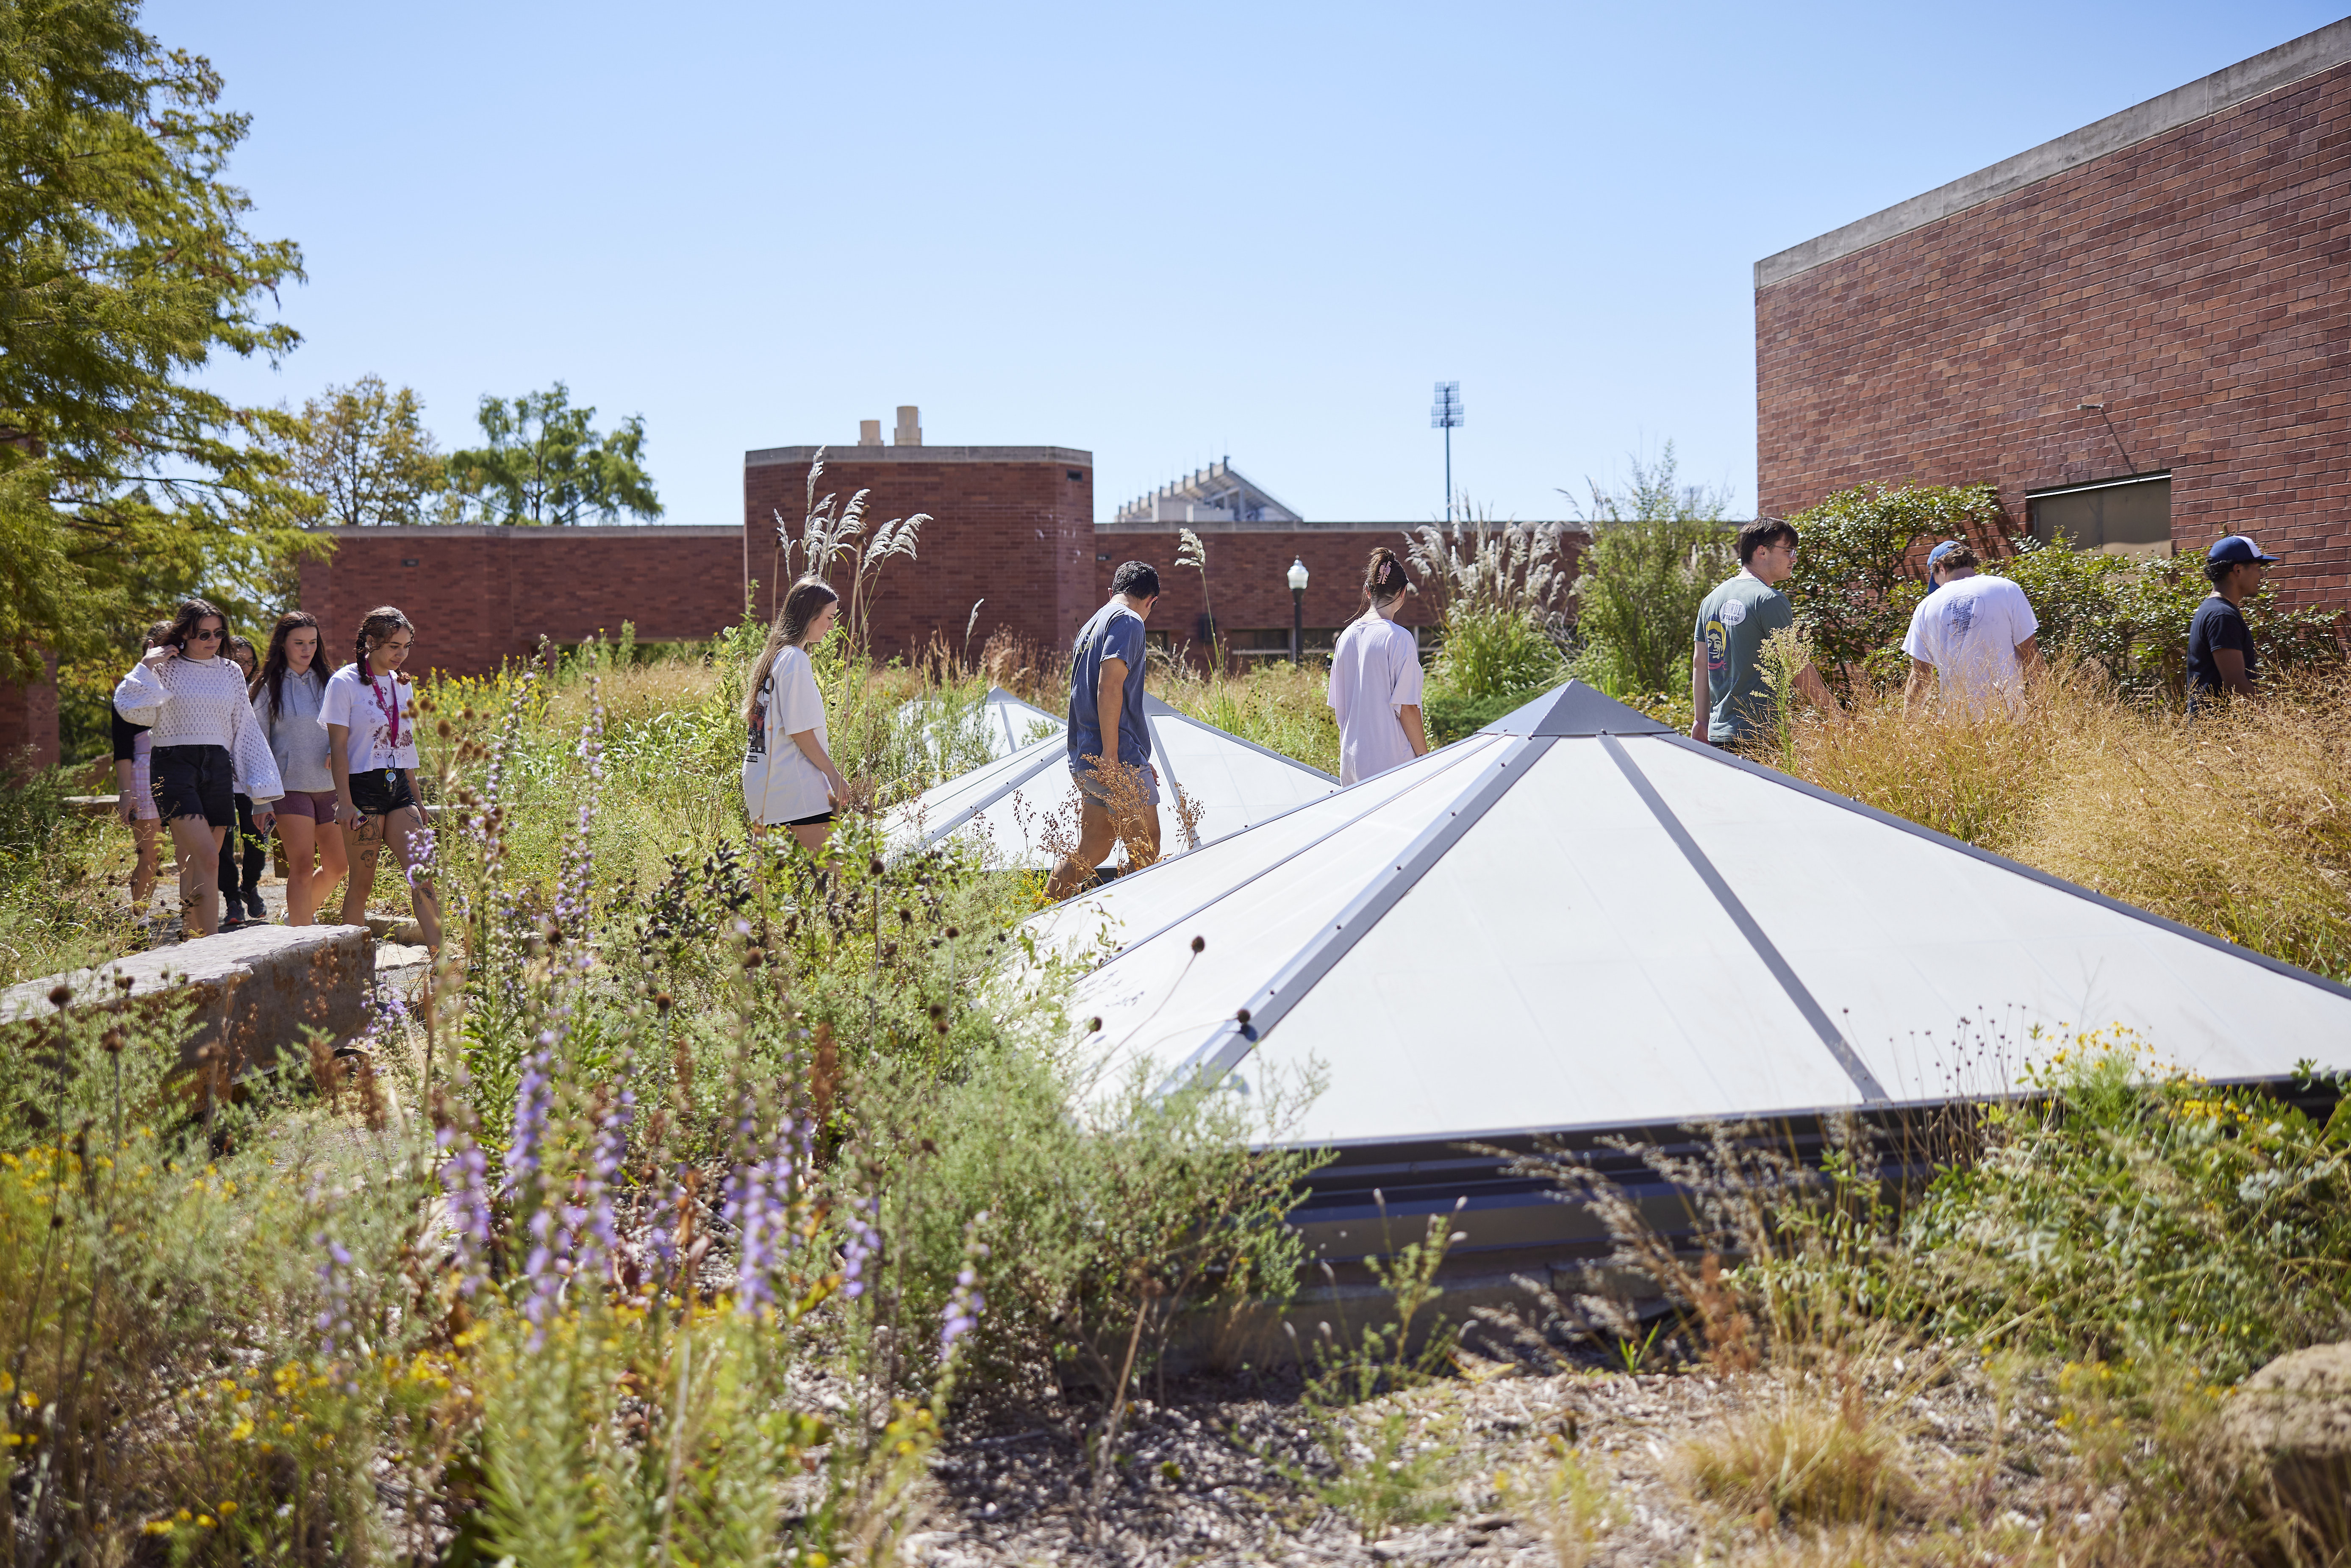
[1780,672,2351,980]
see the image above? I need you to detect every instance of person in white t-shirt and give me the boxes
[742,579,849,852]
[1902,540,2043,716]
[320,605,441,952]
[1327,547,1429,784]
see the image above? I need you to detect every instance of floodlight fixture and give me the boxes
[1430,381,1464,523]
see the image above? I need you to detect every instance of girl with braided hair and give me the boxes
[1325,546,1429,784]
[320,605,441,951]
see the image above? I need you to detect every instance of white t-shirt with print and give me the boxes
[1326,616,1426,785]
[1901,574,2039,713]
[742,646,833,825]
[319,664,422,775]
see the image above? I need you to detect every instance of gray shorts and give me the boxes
[1072,760,1160,809]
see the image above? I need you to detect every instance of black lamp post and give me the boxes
[1287,556,1309,664]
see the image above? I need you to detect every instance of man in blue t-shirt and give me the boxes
[1047,561,1162,899]
[2187,533,2279,713]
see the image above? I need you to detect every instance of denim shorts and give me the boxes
[150,745,235,828]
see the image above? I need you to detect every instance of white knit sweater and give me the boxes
[113,656,286,802]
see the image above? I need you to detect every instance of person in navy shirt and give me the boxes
[1047,561,1161,899]
[2187,534,2279,712]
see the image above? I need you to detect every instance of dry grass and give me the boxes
[1780,671,2351,980]
[1676,1377,1918,1528]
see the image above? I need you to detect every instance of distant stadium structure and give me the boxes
[1113,460,1303,526]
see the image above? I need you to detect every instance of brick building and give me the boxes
[1756,18,2351,606]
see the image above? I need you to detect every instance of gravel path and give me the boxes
[915,1349,2076,1566]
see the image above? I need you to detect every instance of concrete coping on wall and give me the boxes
[0,923,376,1075]
[1092,519,1587,535]
[302,524,744,538]
[744,445,1094,468]
[1755,15,2351,289]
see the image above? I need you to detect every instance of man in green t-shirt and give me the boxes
[1690,519,1832,747]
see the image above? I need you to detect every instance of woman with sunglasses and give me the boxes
[322,606,441,953]
[112,598,284,938]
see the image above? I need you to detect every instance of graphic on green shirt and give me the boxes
[1694,574,1794,743]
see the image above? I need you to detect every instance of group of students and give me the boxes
[1691,519,2286,746]
[111,598,441,950]
[729,523,2290,897]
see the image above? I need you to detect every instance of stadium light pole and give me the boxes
[1287,556,1309,664]
[1431,380,1464,523]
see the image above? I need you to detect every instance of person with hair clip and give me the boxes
[110,617,177,917]
[1326,547,1429,784]
[217,634,269,927]
[742,578,850,852]
[252,611,347,925]
[112,598,283,938]
[321,607,441,951]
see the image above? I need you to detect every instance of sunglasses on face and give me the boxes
[187,627,223,642]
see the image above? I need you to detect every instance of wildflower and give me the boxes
[840,1196,881,1302]
[938,1212,991,1356]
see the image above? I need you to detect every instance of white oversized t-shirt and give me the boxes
[741,646,832,824]
[1326,616,1425,785]
[1901,574,2039,713]
[318,664,422,775]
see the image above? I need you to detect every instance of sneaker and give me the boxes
[219,914,247,933]
[244,889,267,921]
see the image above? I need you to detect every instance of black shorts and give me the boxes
[786,811,835,827]
[349,769,418,818]
[151,745,235,828]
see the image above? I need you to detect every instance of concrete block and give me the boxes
[0,923,375,1074]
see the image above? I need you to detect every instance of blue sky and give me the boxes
[160,1,2344,528]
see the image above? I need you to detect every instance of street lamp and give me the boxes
[1287,556,1309,664]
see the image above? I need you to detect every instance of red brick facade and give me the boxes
[280,449,1492,685]
[0,659,58,775]
[742,446,1099,661]
[1757,49,2351,607]
[297,527,749,679]
[1093,525,1442,655]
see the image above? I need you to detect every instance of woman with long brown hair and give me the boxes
[112,597,284,937]
[1325,546,1429,785]
[322,606,441,952]
[251,611,348,926]
[742,578,849,852]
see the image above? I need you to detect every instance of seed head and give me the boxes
[47,985,71,1009]
[100,1028,125,1055]
[1190,935,1205,954]
[1235,1007,1252,1027]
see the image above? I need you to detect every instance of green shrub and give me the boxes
[2000,541,2344,700]
[1896,1032,2351,1381]
[1567,517,1734,699]
[1428,606,1565,704]
[1781,481,2007,693]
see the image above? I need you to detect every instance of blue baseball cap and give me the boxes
[2207,534,2280,565]
[1926,540,1966,569]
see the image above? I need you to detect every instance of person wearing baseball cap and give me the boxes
[2187,534,2281,711]
[1903,538,2043,716]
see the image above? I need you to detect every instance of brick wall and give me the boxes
[1091,526,1445,654]
[298,527,748,679]
[1757,58,2351,607]
[0,661,58,775]
[743,447,1097,659]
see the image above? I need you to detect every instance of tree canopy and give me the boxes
[447,382,662,526]
[267,373,449,528]
[0,0,313,683]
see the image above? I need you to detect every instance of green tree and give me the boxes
[1563,443,1736,696]
[447,382,662,526]
[269,373,450,527]
[0,0,313,685]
